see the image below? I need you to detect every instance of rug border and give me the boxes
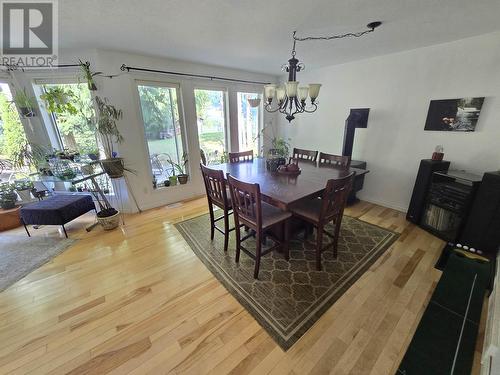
[175,215,399,350]
[0,235,77,293]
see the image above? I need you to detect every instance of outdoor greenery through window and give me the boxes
[137,83,184,187]
[39,83,97,155]
[0,82,27,181]
[237,92,262,155]
[195,89,227,164]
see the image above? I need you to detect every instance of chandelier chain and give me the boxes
[292,24,377,43]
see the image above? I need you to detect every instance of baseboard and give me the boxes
[358,196,408,213]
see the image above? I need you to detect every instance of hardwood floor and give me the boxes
[0,198,484,374]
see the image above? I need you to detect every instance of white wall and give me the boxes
[13,49,277,212]
[281,31,500,212]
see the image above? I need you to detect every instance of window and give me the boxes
[237,92,262,155]
[194,89,228,164]
[137,82,185,186]
[37,83,96,155]
[0,82,28,180]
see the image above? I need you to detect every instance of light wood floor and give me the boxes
[0,198,485,374]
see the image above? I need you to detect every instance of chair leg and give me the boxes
[316,224,323,271]
[223,209,230,252]
[333,219,341,258]
[208,204,215,241]
[235,220,241,263]
[254,231,262,279]
[62,224,68,238]
[22,220,31,237]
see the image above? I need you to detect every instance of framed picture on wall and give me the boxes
[424,97,485,131]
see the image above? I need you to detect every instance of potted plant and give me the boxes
[95,199,120,230]
[79,60,101,91]
[39,87,78,116]
[266,137,290,172]
[95,96,125,178]
[12,88,37,117]
[0,183,18,209]
[14,180,33,202]
[168,153,189,185]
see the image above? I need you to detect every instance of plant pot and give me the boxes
[100,158,124,179]
[432,152,444,161]
[266,157,286,172]
[81,164,94,175]
[178,174,188,184]
[19,107,35,117]
[96,209,120,230]
[169,176,178,186]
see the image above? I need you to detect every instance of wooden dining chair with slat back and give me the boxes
[200,164,235,252]
[290,172,355,270]
[292,148,318,163]
[227,174,291,278]
[318,152,351,168]
[229,150,253,163]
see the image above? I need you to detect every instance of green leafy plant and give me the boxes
[11,88,37,117]
[79,60,101,91]
[95,96,124,159]
[0,183,18,209]
[257,124,290,159]
[167,152,188,176]
[40,87,78,115]
[14,180,33,190]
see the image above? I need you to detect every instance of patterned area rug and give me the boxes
[0,235,75,292]
[175,214,398,350]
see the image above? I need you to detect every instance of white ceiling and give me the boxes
[59,0,500,74]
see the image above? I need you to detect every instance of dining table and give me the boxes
[214,158,369,211]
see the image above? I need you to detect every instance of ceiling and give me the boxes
[59,0,500,75]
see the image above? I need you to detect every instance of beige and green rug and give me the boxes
[175,214,398,350]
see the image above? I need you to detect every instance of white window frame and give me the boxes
[135,79,188,182]
[193,85,231,155]
[236,91,264,155]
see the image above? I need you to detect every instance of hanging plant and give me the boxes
[79,60,101,91]
[39,87,78,115]
[11,88,37,118]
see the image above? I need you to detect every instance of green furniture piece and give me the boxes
[397,250,491,375]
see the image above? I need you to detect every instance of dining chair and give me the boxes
[200,164,235,252]
[292,148,318,163]
[290,173,354,271]
[318,152,351,168]
[227,174,291,278]
[229,150,253,163]
[200,149,207,166]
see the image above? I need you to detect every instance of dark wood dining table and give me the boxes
[215,158,369,210]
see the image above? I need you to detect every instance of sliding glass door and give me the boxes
[137,82,185,186]
[237,92,262,155]
[194,89,228,165]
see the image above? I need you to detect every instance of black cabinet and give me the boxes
[407,159,450,224]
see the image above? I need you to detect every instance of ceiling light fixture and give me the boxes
[263,21,382,123]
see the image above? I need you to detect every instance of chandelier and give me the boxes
[264,22,382,123]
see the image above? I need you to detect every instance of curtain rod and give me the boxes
[0,62,85,71]
[120,64,270,85]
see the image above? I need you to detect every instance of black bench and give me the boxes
[20,194,96,238]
